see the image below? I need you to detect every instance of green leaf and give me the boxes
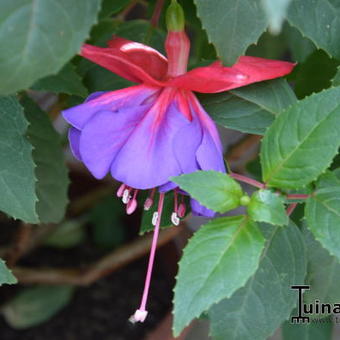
[32,63,88,97]
[246,31,287,60]
[289,49,338,99]
[331,66,340,86]
[261,87,340,189]
[0,0,101,94]
[22,97,69,224]
[282,316,333,340]
[283,23,316,63]
[0,259,17,286]
[262,0,292,34]
[305,172,340,261]
[171,171,243,213]
[287,0,340,60]
[44,219,86,248]
[303,227,340,313]
[201,79,296,134]
[2,285,74,329]
[0,96,38,222]
[247,189,288,225]
[209,221,306,340]
[194,0,267,65]
[98,0,130,19]
[173,216,265,335]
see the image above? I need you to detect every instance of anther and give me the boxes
[126,199,138,214]
[171,212,180,226]
[177,202,186,218]
[122,189,130,204]
[126,190,139,214]
[144,197,153,211]
[116,184,126,197]
[152,212,159,226]
[144,188,156,210]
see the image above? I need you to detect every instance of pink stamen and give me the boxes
[173,189,178,212]
[131,193,165,323]
[177,202,186,218]
[116,184,126,197]
[144,188,156,211]
[126,190,139,215]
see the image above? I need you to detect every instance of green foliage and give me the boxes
[303,227,340,314]
[0,0,101,94]
[305,171,340,261]
[172,171,243,213]
[44,219,86,248]
[98,0,130,19]
[282,315,333,340]
[2,285,75,329]
[332,66,340,86]
[287,0,340,60]
[32,63,88,97]
[209,221,306,340]
[289,49,338,99]
[283,24,316,63]
[194,0,267,65]
[202,79,296,134]
[173,216,265,335]
[0,96,38,222]
[247,189,288,226]
[140,191,190,234]
[22,97,69,224]
[261,87,340,189]
[0,259,17,286]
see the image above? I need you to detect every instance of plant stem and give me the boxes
[286,194,310,200]
[229,173,265,189]
[151,0,165,27]
[12,227,182,286]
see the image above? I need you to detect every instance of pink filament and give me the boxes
[137,192,165,314]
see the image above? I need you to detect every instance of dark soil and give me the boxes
[0,244,174,340]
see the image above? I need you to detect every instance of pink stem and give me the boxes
[229,173,265,189]
[139,193,165,312]
[286,194,309,200]
[286,203,298,216]
[151,0,165,27]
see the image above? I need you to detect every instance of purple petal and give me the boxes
[190,198,216,217]
[196,129,225,172]
[62,85,157,130]
[111,102,191,189]
[68,128,82,160]
[79,104,151,179]
[173,114,202,173]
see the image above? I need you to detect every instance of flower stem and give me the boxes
[229,173,265,189]
[286,194,310,200]
[151,0,165,27]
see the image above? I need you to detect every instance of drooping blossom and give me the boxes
[63,0,294,323]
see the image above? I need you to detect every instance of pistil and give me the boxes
[131,193,165,322]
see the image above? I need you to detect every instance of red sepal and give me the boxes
[168,57,295,93]
[80,37,168,86]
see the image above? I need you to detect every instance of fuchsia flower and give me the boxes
[63,1,294,323]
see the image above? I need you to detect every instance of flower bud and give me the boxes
[166,0,185,32]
